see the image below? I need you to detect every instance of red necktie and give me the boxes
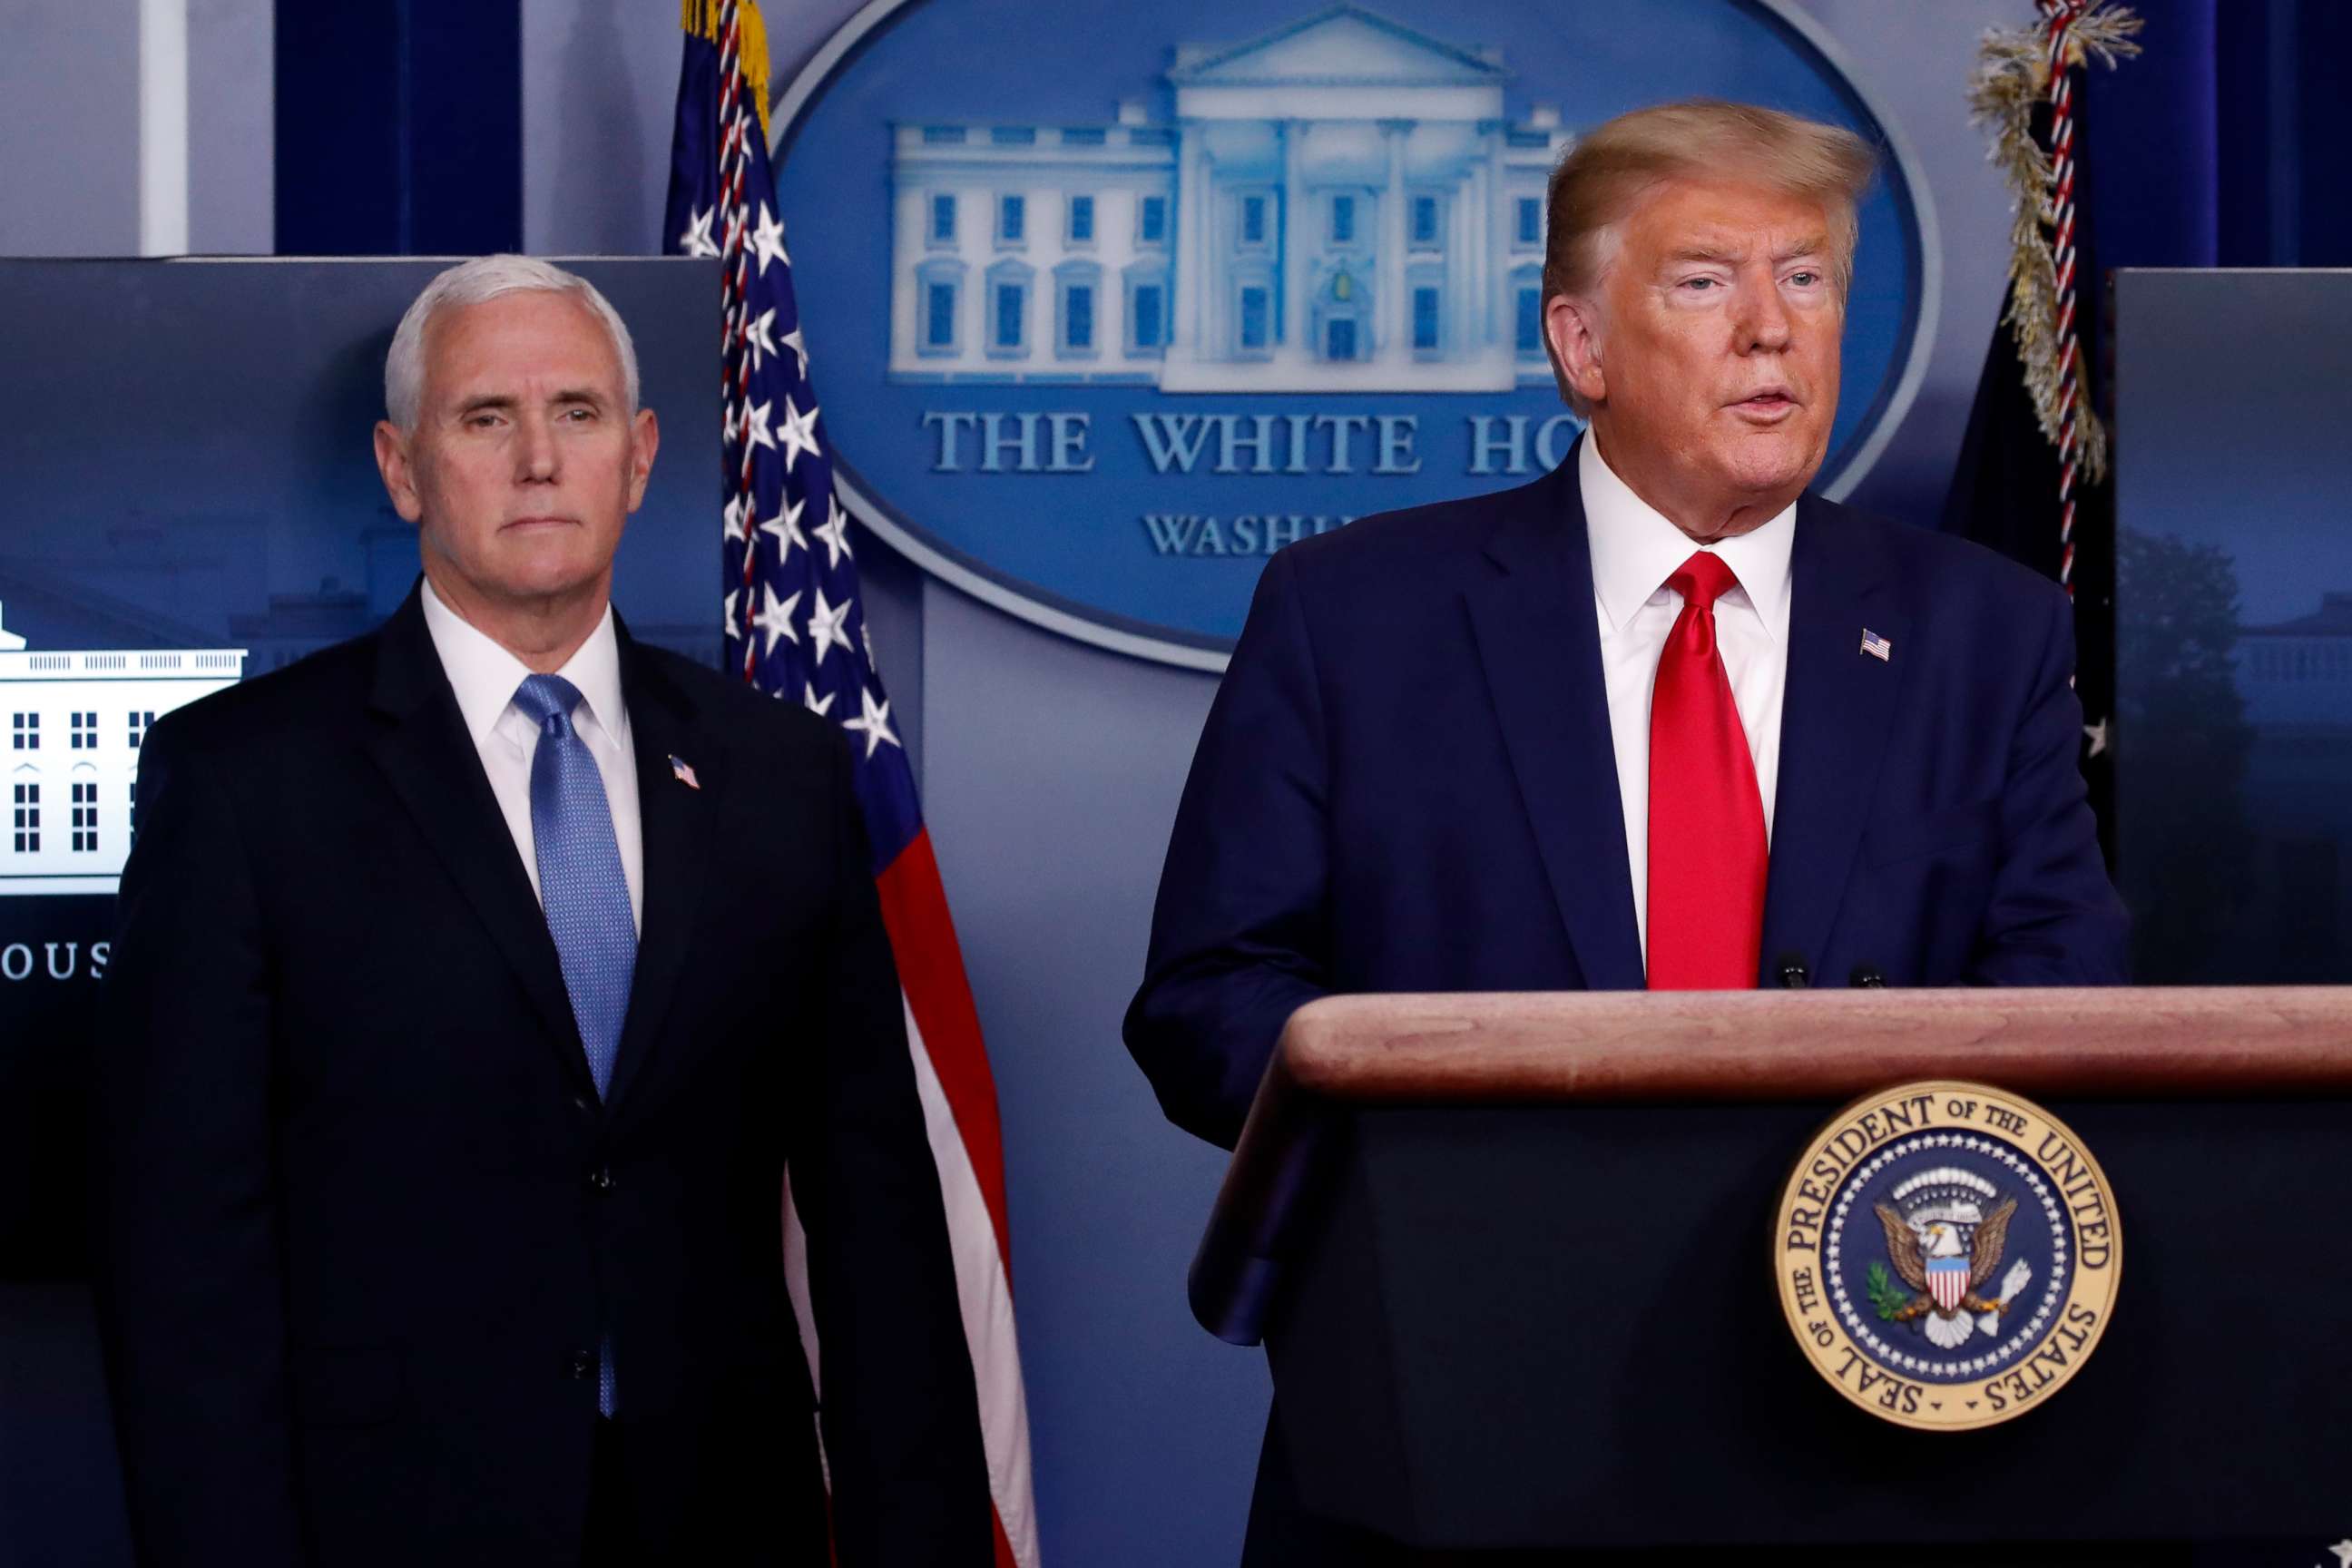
[1646,552,1767,990]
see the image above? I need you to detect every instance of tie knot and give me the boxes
[512,672,584,731]
[1668,551,1740,614]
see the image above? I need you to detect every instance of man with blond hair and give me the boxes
[1127,101,2123,1560]
[92,256,991,1567]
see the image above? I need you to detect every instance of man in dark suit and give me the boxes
[1125,102,2127,1560]
[91,256,990,1567]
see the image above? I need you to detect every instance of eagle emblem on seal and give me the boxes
[1868,1166,2036,1350]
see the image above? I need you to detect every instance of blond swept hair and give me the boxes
[1541,100,1876,405]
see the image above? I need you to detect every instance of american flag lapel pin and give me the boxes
[668,753,701,790]
[1860,629,1892,662]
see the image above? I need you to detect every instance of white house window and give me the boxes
[128,710,154,749]
[71,779,97,853]
[127,779,138,846]
[985,260,1034,358]
[1411,193,1441,250]
[1330,194,1356,246]
[1515,282,1544,358]
[929,193,956,245]
[1055,260,1102,358]
[1067,194,1095,245]
[998,194,1026,248]
[1413,285,1442,352]
[1239,285,1270,353]
[12,781,36,853]
[11,713,34,750]
[916,257,966,358]
[71,710,97,750]
[1137,195,1168,246]
[1516,197,1543,248]
[1240,194,1269,249]
[1123,263,1169,358]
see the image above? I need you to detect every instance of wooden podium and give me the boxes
[1192,989,2352,1552]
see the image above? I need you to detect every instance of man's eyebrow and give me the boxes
[454,393,517,416]
[1774,234,1830,261]
[551,387,608,406]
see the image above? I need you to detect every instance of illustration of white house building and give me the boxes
[887,5,1573,392]
[1,600,245,896]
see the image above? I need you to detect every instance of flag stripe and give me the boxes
[878,830,1012,1268]
[901,995,1039,1568]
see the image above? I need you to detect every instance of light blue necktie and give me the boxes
[512,673,634,1416]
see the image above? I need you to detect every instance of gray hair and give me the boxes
[383,255,642,432]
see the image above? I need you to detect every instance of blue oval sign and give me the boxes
[774,0,1936,668]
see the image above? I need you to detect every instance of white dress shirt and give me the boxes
[1581,433,1794,969]
[419,577,644,933]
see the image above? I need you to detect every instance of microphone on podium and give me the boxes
[1848,965,1887,989]
[1774,952,1809,989]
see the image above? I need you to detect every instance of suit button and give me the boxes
[573,1093,594,1115]
[589,1166,614,1192]
[566,1350,596,1381]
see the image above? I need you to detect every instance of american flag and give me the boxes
[1860,628,1892,662]
[663,5,1037,1563]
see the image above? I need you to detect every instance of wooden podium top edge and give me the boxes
[1276,986,2352,1102]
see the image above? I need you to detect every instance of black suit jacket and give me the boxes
[90,587,989,1567]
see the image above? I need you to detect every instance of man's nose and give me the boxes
[1734,276,1792,352]
[516,413,560,481]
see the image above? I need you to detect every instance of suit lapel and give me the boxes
[1465,453,1647,991]
[603,623,722,1116]
[362,589,596,1099]
[1760,496,1909,982]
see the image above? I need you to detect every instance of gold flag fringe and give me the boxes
[682,0,772,142]
[1967,4,2141,488]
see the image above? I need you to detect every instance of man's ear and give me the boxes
[373,421,425,524]
[1544,294,1607,408]
[625,407,660,512]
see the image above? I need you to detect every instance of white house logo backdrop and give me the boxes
[771,0,1936,666]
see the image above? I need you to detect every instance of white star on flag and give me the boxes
[676,205,719,259]
[744,307,779,372]
[759,495,807,563]
[751,584,802,656]
[780,326,808,378]
[841,685,901,760]
[740,397,775,453]
[802,682,835,718]
[805,586,854,665]
[721,491,747,544]
[776,396,821,471]
[813,495,855,570]
[750,203,789,275]
[722,587,739,642]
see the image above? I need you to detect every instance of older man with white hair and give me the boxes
[92,256,992,1568]
[1127,100,2125,1563]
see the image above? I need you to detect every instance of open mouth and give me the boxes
[1730,390,1799,422]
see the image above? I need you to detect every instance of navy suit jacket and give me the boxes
[1126,450,2128,1149]
[90,587,990,1567]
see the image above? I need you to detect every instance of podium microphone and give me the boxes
[1774,952,1810,989]
[1849,965,1887,989]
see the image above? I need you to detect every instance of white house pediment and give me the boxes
[1169,5,1506,89]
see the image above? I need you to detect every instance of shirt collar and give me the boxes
[1578,431,1796,642]
[418,576,627,747]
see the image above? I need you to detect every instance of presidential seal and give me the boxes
[1774,1082,2121,1431]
